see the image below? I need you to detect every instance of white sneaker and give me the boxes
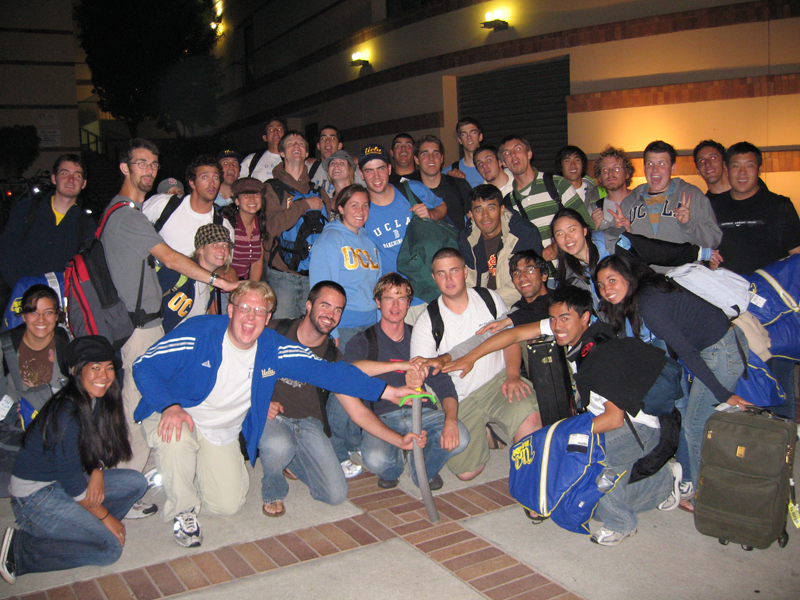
[125,499,158,519]
[0,528,15,584]
[590,527,637,546]
[341,459,362,478]
[658,462,682,511]
[173,510,202,548]
[679,480,695,500]
[144,468,162,489]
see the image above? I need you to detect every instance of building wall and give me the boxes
[213,0,799,208]
[0,0,80,176]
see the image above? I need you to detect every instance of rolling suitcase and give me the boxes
[524,336,575,427]
[694,407,796,550]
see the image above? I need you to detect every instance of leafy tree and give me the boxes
[75,0,220,137]
[0,126,40,178]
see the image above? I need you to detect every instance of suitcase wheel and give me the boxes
[741,544,753,551]
[718,539,729,546]
[778,531,789,548]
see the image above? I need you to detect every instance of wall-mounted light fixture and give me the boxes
[211,13,223,30]
[350,52,369,67]
[481,11,509,31]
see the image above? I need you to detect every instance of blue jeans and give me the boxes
[327,394,363,463]
[361,407,470,486]
[258,415,348,505]
[265,268,309,320]
[594,422,671,535]
[676,327,747,488]
[10,469,146,576]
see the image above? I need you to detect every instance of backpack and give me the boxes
[273,318,338,435]
[63,201,157,351]
[147,194,223,233]
[395,181,459,303]
[266,180,328,274]
[3,272,64,330]
[426,287,496,351]
[666,263,753,319]
[509,171,560,218]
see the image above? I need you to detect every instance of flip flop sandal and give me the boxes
[262,501,286,517]
[486,424,507,450]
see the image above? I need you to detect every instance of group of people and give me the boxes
[1,114,799,583]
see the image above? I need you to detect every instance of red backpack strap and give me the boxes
[95,201,131,238]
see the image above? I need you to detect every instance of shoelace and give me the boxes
[178,512,199,533]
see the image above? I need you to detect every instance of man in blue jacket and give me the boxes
[133,281,423,548]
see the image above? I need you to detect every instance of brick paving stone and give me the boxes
[470,564,538,592]
[358,494,419,512]
[347,470,375,483]
[168,557,210,591]
[483,574,549,600]
[507,582,569,600]
[44,586,76,600]
[70,580,105,600]
[295,527,340,557]
[190,553,232,585]
[275,532,320,562]
[214,546,256,578]
[472,484,516,507]
[348,486,405,501]
[351,513,396,541]
[392,518,435,536]
[402,522,463,544]
[439,491,484,516]
[146,562,186,597]
[442,546,505,572]
[398,510,423,522]
[553,594,585,600]
[121,568,161,600]
[333,518,379,546]
[347,476,380,491]
[234,542,279,572]
[429,538,490,563]
[314,523,359,552]
[96,574,133,600]
[369,508,405,528]
[415,529,476,554]
[388,499,425,515]
[433,497,469,521]
[256,537,300,567]
[458,488,502,512]
[486,478,513,498]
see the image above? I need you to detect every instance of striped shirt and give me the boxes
[231,213,262,279]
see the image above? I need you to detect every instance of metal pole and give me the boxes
[412,394,439,523]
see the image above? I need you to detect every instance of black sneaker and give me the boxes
[1,528,16,584]
[428,474,444,491]
[377,477,398,489]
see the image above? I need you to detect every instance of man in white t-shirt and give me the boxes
[240,118,286,182]
[410,248,541,481]
[142,155,234,255]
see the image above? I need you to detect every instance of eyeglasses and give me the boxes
[130,161,160,172]
[231,303,269,317]
[600,166,623,175]
[25,309,58,319]
[511,266,539,278]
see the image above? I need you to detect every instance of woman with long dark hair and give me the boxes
[594,254,750,509]
[1,336,147,583]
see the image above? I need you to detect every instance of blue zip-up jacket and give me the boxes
[132,315,386,464]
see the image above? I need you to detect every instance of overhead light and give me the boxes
[211,13,223,30]
[350,52,369,67]
[482,11,509,31]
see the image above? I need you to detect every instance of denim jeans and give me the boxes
[327,394,363,463]
[594,421,671,535]
[265,268,309,320]
[676,327,747,488]
[10,469,146,576]
[361,407,470,486]
[258,415,348,505]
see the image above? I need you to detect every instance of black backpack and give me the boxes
[508,171,560,218]
[426,287,497,351]
[146,194,223,233]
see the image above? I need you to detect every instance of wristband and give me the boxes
[209,272,218,287]
[100,510,110,521]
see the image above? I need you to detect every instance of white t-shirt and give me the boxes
[142,194,234,256]
[185,332,257,446]
[410,288,508,399]
[242,150,282,182]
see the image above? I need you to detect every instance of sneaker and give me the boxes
[679,480,695,500]
[0,528,15,584]
[590,527,637,546]
[377,477,398,489]
[125,499,158,519]
[658,462,682,511]
[173,510,203,548]
[144,468,162,489]
[428,474,443,491]
[341,459,362,478]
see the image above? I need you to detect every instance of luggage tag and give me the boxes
[0,395,14,421]
[790,478,800,530]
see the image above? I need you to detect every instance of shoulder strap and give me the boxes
[451,160,459,171]
[543,172,561,204]
[153,194,183,232]
[474,287,498,319]
[247,149,268,176]
[96,200,132,238]
[322,336,338,363]
[426,300,445,351]
[1,332,23,392]
[308,160,321,180]
[401,181,420,207]
[267,178,296,201]
[624,412,645,451]
[22,194,46,241]
[75,206,93,252]
[364,324,379,362]
[511,188,528,220]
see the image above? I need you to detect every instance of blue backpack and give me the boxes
[3,272,64,331]
[266,180,328,274]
